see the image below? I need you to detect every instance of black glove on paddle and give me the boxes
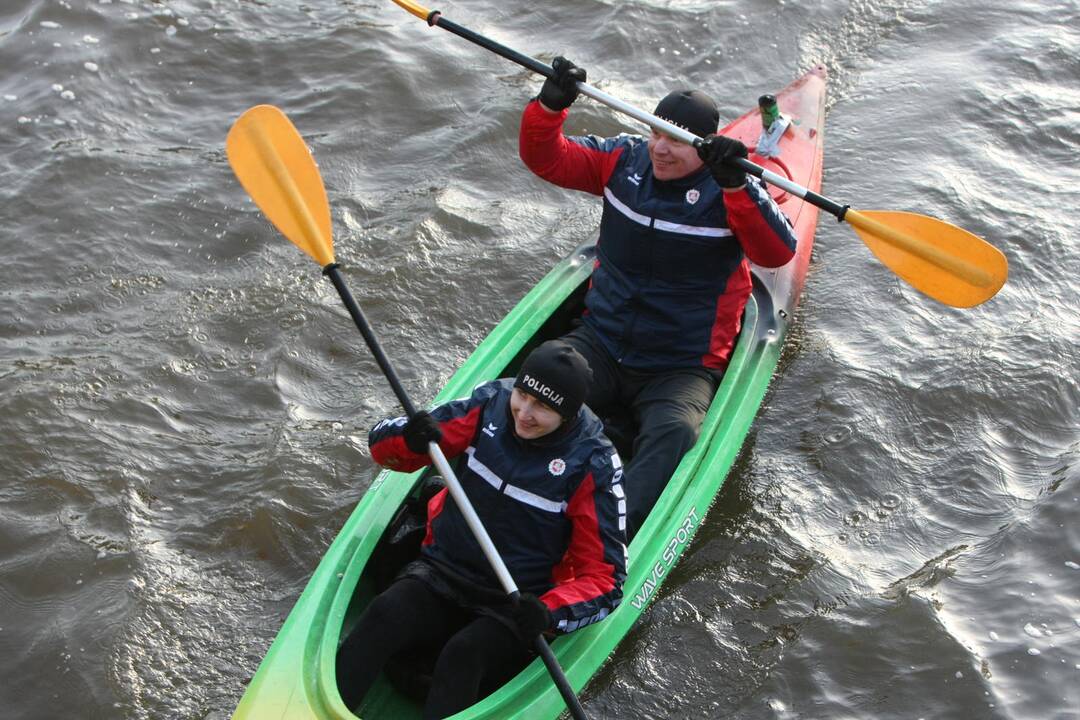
[697,133,749,188]
[402,412,441,454]
[510,593,553,646]
[538,56,586,111]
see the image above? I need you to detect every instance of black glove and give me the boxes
[402,411,441,454]
[697,133,748,188]
[538,56,586,111]
[510,593,553,646]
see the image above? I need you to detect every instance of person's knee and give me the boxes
[359,592,400,628]
[667,414,701,442]
[637,413,700,451]
[439,626,488,667]
[345,585,417,648]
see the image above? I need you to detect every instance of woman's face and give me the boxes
[510,388,564,440]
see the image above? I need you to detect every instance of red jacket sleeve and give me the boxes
[541,457,627,633]
[367,387,490,472]
[723,179,798,268]
[519,100,623,196]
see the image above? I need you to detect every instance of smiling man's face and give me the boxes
[648,130,705,181]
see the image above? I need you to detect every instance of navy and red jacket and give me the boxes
[520,100,798,371]
[368,379,627,634]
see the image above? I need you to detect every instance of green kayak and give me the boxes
[232,65,827,720]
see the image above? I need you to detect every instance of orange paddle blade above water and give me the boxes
[846,210,1008,307]
[226,105,335,267]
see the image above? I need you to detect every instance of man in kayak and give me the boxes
[336,340,626,719]
[519,58,798,537]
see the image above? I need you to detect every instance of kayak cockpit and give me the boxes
[332,254,779,719]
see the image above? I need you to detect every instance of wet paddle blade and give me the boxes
[847,210,1007,307]
[226,105,335,267]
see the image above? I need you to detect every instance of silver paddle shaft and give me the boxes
[427,441,520,594]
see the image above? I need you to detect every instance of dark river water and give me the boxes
[2,0,1078,718]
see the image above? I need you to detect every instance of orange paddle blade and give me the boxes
[846,210,1007,308]
[226,105,335,267]
[389,0,432,20]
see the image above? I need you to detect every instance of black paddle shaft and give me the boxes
[536,636,588,720]
[428,13,556,79]
[322,263,419,418]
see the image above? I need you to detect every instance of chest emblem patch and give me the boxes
[548,458,566,476]
[685,188,701,205]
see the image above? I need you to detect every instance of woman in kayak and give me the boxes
[336,340,627,719]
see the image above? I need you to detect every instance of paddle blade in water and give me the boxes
[846,209,1007,307]
[226,105,335,267]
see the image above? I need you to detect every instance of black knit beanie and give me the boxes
[653,89,720,139]
[513,340,591,421]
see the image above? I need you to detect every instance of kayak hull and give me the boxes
[233,65,827,720]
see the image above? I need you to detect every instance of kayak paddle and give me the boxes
[387,0,1008,308]
[225,104,592,720]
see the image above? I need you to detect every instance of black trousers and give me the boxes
[335,578,533,720]
[562,325,719,537]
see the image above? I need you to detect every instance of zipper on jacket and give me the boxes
[619,213,657,364]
